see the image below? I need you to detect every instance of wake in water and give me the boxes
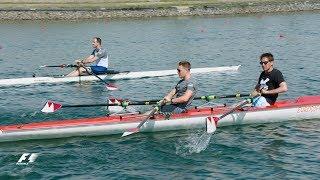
[175,130,213,156]
[20,111,38,118]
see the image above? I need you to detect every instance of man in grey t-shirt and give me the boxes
[67,37,109,77]
[161,60,197,114]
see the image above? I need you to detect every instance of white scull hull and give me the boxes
[0,65,240,86]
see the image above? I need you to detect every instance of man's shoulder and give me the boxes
[99,47,107,52]
[261,69,283,76]
[177,79,184,84]
[259,71,264,76]
[185,77,196,83]
[178,78,196,86]
[186,78,197,88]
[95,48,108,57]
[271,68,283,75]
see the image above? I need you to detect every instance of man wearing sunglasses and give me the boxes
[161,60,197,113]
[251,53,288,107]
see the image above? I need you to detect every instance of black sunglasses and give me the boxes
[260,61,269,65]
[177,68,190,72]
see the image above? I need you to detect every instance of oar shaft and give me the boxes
[80,65,118,90]
[118,93,250,105]
[130,93,250,104]
[206,96,257,133]
[122,100,165,137]
[195,93,250,101]
[218,95,259,120]
[40,64,78,68]
[59,93,251,108]
[219,100,250,119]
[137,106,159,129]
[62,101,158,108]
[82,66,106,84]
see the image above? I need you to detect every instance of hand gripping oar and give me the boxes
[81,65,118,91]
[121,100,166,137]
[206,96,256,134]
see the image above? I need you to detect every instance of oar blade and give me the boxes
[106,83,118,91]
[41,101,62,113]
[206,116,217,133]
[121,128,139,137]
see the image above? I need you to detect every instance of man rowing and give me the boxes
[251,53,288,107]
[161,60,197,113]
[67,37,109,77]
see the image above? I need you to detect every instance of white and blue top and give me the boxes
[91,48,108,68]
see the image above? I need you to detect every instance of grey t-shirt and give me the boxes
[174,78,197,109]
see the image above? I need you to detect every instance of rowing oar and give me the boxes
[121,100,166,137]
[195,93,250,101]
[111,93,251,104]
[41,93,251,113]
[81,65,118,91]
[39,63,118,90]
[40,100,159,113]
[206,95,257,133]
[39,64,78,68]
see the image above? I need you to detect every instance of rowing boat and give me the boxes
[0,65,240,86]
[0,95,319,142]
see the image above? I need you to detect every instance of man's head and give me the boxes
[92,37,102,48]
[260,53,274,72]
[177,60,191,79]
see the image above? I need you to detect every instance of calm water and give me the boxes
[0,11,319,179]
